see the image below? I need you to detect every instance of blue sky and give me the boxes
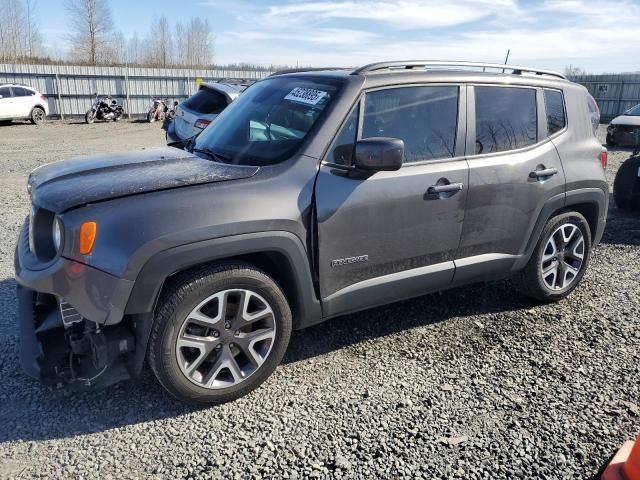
[39,0,640,73]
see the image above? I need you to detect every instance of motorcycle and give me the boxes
[147,97,169,123]
[162,100,179,132]
[85,94,125,124]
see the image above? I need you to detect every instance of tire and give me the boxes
[85,110,95,124]
[147,109,155,123]
[514,211,591,303]
[30,107,45,125]
[606,133,616,147]
[148,262,292,406]
[613,155,640,211]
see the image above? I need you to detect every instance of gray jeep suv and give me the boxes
[15,61,608,405]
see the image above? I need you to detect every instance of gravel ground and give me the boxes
[0,122,638,479]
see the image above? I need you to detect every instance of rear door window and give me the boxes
[184,88,227,114]
[12,87,29,97]
[544,89,566,136]
[362,86,459,163]
[475,86,537,154]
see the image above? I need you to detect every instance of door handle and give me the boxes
[427,182,464,194]
[529,167,558,179]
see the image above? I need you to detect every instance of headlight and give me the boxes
[28,206,36,254]
[52,216,63,252]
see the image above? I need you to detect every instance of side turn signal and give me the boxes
[79,221,97,255]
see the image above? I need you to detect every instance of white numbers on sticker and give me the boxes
[284,87,328,106]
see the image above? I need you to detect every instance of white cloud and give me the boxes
[265,0,520,29]
[210,0,640,73]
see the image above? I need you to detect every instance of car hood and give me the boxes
[611,115,640,126]
[28,147,259,212]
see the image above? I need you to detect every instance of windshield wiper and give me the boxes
[192,147,233,164]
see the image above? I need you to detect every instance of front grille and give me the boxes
[59,301,83,326]
[616,125,640,133]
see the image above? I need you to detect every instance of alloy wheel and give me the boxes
[175,289,277,389]
[540,223,585,291]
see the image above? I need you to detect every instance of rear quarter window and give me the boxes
[184,88,227,114]
[544,89,566,136]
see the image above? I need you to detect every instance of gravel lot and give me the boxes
[0,121,638,479]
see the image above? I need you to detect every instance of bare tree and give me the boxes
[144,16,173,67]
[564,65,587,78]
[65,0,115,65]
[24,0,42,58]
[127,32,141,65]
[185,18,213,68]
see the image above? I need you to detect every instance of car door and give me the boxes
[11,87,32,118]
[315,84,469,318]
[453,85,566,284]
[0,86,15,119]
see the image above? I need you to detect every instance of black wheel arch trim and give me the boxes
[124,231,323,330]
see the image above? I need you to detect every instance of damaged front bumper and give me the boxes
[15,221,137,389]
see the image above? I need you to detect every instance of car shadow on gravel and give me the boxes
[284,279,533,366]
[600,194,640,247]
[0,276,536,443]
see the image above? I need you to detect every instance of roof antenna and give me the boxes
[503,49,511,73]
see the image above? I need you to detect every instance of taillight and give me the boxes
[600,147,608,169]
[194,119,211,129]
[40,95,47,102]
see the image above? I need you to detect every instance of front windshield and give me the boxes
[625,104,640,116]
[193,76,343,166]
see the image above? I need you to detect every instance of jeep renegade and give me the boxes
[15,61,608,405]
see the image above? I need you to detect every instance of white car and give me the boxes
[166,82,247,143]
[0,84,49,125]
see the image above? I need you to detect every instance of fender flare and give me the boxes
[513,188,607,271]
[123,231,324,376]
[125,231,323,327]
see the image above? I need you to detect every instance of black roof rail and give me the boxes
[270,67,350,76]
[352,61,567,80]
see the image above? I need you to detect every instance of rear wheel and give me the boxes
[514,212,591,302]
[30,107,45,125]
[148,263,292,405]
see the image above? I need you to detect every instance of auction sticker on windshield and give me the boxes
[284,87,328,106]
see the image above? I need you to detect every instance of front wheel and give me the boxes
[514,211,591,302]
[148,263,292,405]
[85,109,96,124]
[147,109,155,123]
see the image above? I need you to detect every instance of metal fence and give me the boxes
[0,64,275,119]
[571,73,640,123]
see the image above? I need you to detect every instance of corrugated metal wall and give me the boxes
[571,73,640,122]
[0,64,274,118]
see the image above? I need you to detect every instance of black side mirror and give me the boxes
[353,137,404,171]
[174,101,179,106]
